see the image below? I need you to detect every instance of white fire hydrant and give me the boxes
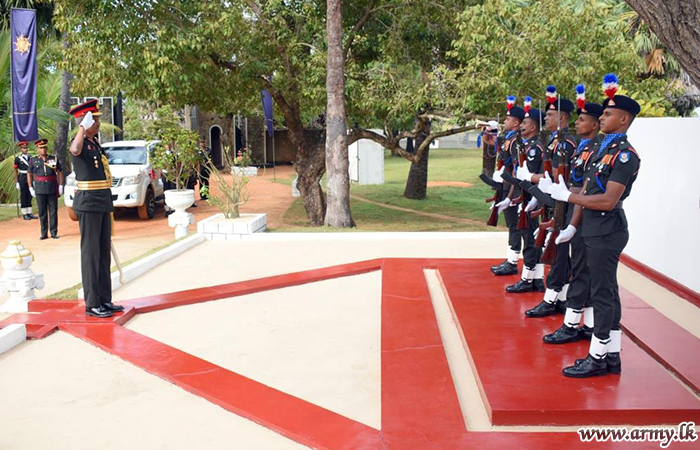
[0,240,44,312]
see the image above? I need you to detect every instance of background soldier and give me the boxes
[545,74,641,378]
[198,139,213,200]
[13,141,37,220]
[27,139,63,239]
[492,96,526,276]
[68,99,124,318]
[506,101,546,293]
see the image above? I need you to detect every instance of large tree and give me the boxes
[624,0,700,88]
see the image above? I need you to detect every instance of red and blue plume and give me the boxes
[546,85,557,104]
[523,96,532,113]
[603,73,618,99]
[575,84,586,109]
[506,95,516,111]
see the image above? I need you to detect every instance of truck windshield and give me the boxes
[104,146,148,165]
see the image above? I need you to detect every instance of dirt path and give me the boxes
[0,166,297,301]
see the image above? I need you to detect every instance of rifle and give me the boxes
[515,138,530,230]
[480,122,504,227]
[540,95,568,265]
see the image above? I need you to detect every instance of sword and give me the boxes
[110,241,125,285]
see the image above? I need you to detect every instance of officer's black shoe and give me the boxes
[525,300,557,317]
[605,352,621,374]
[533,279,546,292]
[39,235,48,240]
[85,306,114,318]
[165,210,174,217]
[563,354,607,378]
[555,300,568,314]
[580,326,593,340]
[102,302,125,312]
[51,235,59,239]
[543,324,582,344]
[23,214,32,220]
[490,259,509,272]
[30,214,38,219]
[506,279,535,293]
[492,262,518,276]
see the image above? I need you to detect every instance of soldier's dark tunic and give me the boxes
[563,136,600,312]
[29,155,61,238]
[517,136,544,270]
[13,153,32,213]
[499,131,520,253]
[71,136,114,310]
[545,129,578,293]
[581,134,640,339]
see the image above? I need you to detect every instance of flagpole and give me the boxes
[272,129,276,183]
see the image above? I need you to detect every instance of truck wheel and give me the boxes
[67,206,78,222]
[137,188,155,220]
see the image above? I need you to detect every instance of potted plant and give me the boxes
[198,147,267,237]
[149,106,200,215]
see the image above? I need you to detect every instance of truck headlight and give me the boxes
[121,174,142,185]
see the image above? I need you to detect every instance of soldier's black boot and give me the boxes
[506,279,535,293]
[606,352,621,374]
[85,305,114,318]
[102,302,125,312]
[563,354,608,378]
[532,278,546,292]
[23,214,32,220]
[29,213,38,219]
[493,262,518,276]
[581,326,593,340]
[525,288,559,317]
[544,324,582,344]
[491,259,509,272]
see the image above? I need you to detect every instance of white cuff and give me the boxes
[533,263,545,279]
[564,308,583,328]
[522,266,535,282]
[557,283,570,302]
[543,288,558,304]
[507,248,520,264]
[609,329,622,353]
[583,307,594,328]
[589,334,610,360]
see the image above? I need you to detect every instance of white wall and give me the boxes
[625,117,700,293]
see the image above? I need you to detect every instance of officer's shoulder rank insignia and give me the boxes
[619,151,630,163]
[529,148,536,156]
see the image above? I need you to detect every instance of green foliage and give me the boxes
[202,147,251,219]
[148,106,200,190]
[447,0,671,118]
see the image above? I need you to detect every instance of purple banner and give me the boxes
[261,89,274,137]
[11,8,38,142]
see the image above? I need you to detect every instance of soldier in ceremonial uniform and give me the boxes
[543,89,604,344]
[545,74,641,377]
[523,86,577,317]
[13,141,37,220]
[491,96,526,276]
[27,139,63,239]
[68,99,124,318]
[506,99,546,293]
[198,139,213,200]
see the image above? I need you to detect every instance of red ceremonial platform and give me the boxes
[1,258,699,449]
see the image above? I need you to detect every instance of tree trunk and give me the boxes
[403,126,430,200]
[53,67,73,176]
[324,0,354,228]
[624,0,700,87]
[293,129,327,226]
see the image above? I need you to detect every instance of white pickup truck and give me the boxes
[64,140,165,220]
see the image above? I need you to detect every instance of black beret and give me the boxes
[546,98,575,114]
[507,106,526,121]
[577,102,604,119]
[603,95,641,116]
[524,108,544,126]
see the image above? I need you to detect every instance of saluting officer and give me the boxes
[545,74,641,377]
[543,88,604,344]
[523,86,577,317]
[68,99,124,318]
[491,96,526,276]
[27,139,63,239]
[13,141,37,220]
[506,98,546,293]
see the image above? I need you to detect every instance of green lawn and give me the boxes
[0,197,65,222]
[271,148,505,232]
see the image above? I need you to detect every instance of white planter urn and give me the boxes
[165,189,195,239]
[0,240,45,312]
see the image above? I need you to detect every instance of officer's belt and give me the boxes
[77,180,111,190]
[34,175,57,182]
[613,201,623,210]
[18,170,27,174]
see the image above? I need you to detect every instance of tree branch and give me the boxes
[343,0,378,61]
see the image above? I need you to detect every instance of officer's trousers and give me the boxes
[566,230,590,309]
[36,194,58,237]
[77,211,112,309]
[503,205,520,252]
[585,228,629,340]
[546,241,570,291]
[517,214,541,269]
